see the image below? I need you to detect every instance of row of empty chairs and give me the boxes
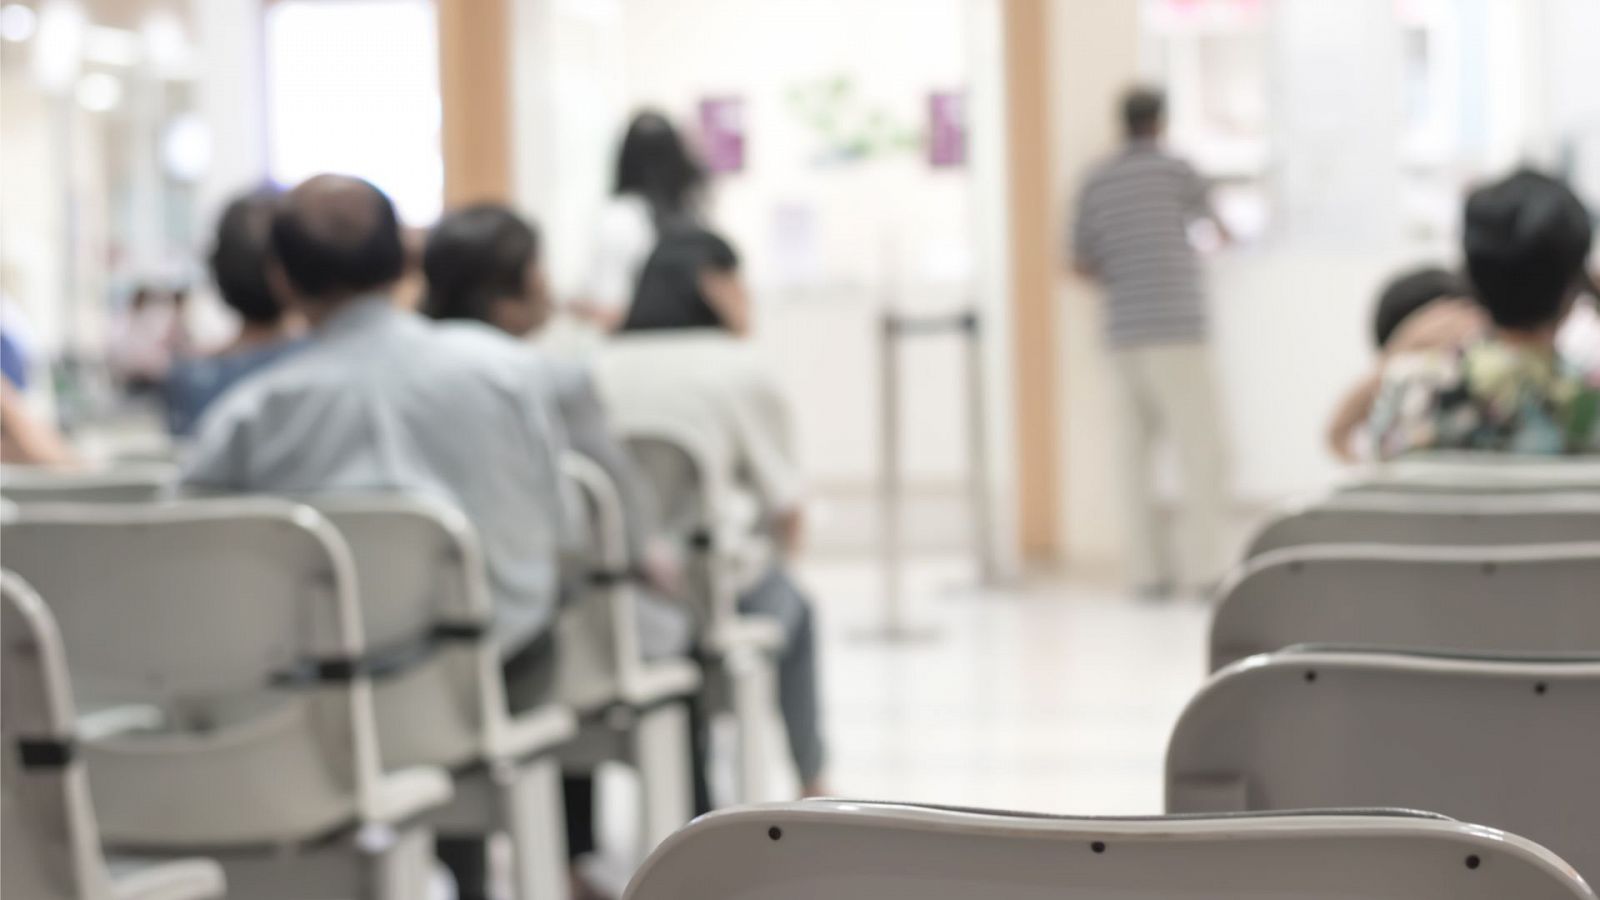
[7,448,1598,897]
[0,423,795,899]
[623,454,1600,896]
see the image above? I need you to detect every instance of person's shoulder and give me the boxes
[431,318,540,362]
[1083,154,1125,185]
[432,320,573,393]
[188,342,317,430]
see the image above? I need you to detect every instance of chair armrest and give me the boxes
[364,765,454,826]
[79,704,166,742]
[490,703,578,762]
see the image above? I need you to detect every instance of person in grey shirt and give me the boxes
[420,203,694,662]
[1072,86,1233,599]
[420,203,702,897]
[182,176,577,900]
[184,176,571,653]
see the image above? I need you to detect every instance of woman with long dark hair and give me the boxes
[600,224,831,797]
[579,111,708,330]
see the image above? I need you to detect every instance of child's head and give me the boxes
[1372,267,1472,349]
[1463,169,1593,334]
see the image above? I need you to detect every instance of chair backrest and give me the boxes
[312,494,506,772]
[1340,454,1600,495]
[1246,493,1600,559]
[2,571,113,900]
[1167,648,1600,881]
[619,420,736,626]
[0,500,387,847]
[623,802,1596,899]
[1,463,178,504]
[557,454,644,698]
[1210,542,1600,671]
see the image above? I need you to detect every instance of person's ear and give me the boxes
[523,262,554,329]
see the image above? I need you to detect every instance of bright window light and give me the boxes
[32,0,85,92]
[83,24,140,66]
[265,0,443,225]
[76,70,122,112]
[0,3,37,42]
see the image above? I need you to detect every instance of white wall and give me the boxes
[1049,0,1140,570]
[518,0,994,492]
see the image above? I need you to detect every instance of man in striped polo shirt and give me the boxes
[1072,85,1232,599]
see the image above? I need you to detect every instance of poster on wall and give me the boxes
[929,91,966,168]
[699,97,746,173]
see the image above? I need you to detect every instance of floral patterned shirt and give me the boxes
[1369,340,1600,458]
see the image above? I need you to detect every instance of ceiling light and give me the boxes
[141,10,189,74]
[83,24,140,66]
[0,4,37,42]
[75,70,122,112]
[162,113,210,182]
[32,0,85,92]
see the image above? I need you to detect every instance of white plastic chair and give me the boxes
[1246,492,1600,559]
[1167,647,1600,881]
[1210,542,1600,671]
[3,570,226,900]
[0,500,452,900]
[623,801,1596,899]
[543,455,705,854]
[618,420,788,804]
[0,463,177,504]
[311,494,578,900]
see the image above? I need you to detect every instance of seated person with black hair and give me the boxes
[1326,266,1486,461]
[421,204,701,892]
[181,175,577,900]
[1368,169,1600,456]
[421,203,693,649]
[167,187,305,437]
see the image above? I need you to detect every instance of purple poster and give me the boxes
[699,97,746,174]
[929,91,967,168]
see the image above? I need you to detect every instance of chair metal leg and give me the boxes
[728,651,777,804]
[360,822,436,900]
[632,702,694,854]
[501,757,569,900]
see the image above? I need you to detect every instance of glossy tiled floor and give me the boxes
[804,556,1211,817]
[513,556,1214,898]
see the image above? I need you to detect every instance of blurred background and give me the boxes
[4,0,1599,577]
[4,0,1600,887]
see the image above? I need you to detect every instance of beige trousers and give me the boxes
[1107,342,1230,591]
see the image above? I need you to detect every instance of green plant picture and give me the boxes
[784,74,920,166]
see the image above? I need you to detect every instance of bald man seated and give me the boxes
[181,174,579,899]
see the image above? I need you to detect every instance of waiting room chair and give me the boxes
[0,463,177,504]
[1210,542,1600,671]
[3,570,226,900]
[619,419,788,803]
[311,494,578,900]
[556,454,703,851]
[1167,646,1600,880]
[623,801,1596,900]
[1,500,452,900]
[1246,492,1600,558]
